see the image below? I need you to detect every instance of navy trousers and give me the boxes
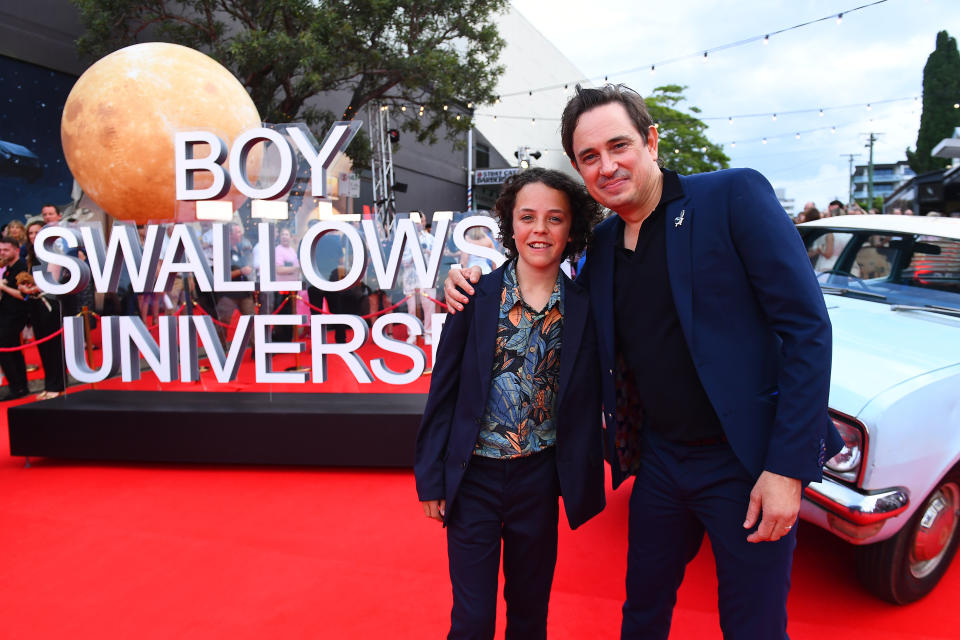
[446,448,560,640]
[621,430,797,640]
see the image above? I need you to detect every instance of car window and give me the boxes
[901,237,960,294]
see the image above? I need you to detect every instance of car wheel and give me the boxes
[855,472,960,604]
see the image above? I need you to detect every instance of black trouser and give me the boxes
[0,313,29,394]
[27,297,65,392]
[446,448,561,640]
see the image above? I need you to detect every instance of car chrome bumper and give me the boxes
[802,477,909,542]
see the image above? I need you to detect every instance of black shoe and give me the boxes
[0,389,29,402]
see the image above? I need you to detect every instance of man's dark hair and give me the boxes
[829,199,844,209]
[493,168,602,261]
[41,203,60,214]
[0,235,20,248]
[804,208,821,222]
[561,84,655,165]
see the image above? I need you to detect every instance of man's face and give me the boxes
[230,225,243,244]
[41,206,60,224]
[0,242,17,263]
[570,103,660,217]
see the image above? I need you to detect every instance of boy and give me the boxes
[415,169,605,639]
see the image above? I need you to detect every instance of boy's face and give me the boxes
[512,182,572,272]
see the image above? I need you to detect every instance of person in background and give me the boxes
[19,222,65,400]
[0,236,30,401]
[5,220,28,260]
[272,226,303,342]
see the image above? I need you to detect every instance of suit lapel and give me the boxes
[473,268,503,409]
[665,195,695,348]
[558,275,587,405]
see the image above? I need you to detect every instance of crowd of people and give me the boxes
[0,208,510,398]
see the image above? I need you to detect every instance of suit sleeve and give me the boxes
[414,300,474,501]
[726,169,833,482]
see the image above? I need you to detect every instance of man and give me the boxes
[215,222,256,325]
[446,84,842,639]
[0,236,30,400]
[827,199,844,217]
[40,203,62,225]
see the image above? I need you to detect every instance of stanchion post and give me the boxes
[81,306,95,390]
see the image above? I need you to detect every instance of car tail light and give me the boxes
[825,416,865,483]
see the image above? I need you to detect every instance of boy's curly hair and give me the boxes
[493,168,603,261]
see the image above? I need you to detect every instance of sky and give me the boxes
[508,0,960,211]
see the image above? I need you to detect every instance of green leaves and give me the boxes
[71,0,509,165]
[645,85,730,175]
[907,30,960,174]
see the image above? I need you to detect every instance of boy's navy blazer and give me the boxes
[581,168,844,489]
[415,263,606,530]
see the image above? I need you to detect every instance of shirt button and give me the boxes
[529,347,536,353]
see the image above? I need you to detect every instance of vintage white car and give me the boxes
[798,214,960,604]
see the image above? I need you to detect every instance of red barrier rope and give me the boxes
[294,293,413,320]
[0,328,65,352]
[421,293,449,311]
[271,295,290,315]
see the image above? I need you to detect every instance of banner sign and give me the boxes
[32,122,507,388]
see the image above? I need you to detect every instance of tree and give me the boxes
[646,84,729,174]
[907,30,960,174]
[71,0,508,164]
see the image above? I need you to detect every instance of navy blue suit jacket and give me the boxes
[415,263,606,530]
[580,168,843,489]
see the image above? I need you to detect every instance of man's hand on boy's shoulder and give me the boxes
[443,266,482,313]
[421,499,446,522]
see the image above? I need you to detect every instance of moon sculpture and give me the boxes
[61,42,262,224]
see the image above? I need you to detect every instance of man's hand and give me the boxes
[421,499,446,522]
[443,266,482,313]
[743,470,801,543]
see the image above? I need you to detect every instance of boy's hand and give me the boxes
[421,499,446,522]
[443,267,481,313]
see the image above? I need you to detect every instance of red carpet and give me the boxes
[1,332,959,637]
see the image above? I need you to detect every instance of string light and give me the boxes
[442,105,448,111]
[772,113,777,121]
[674,149,680,154]
[831,126,836,133]
[762,138,768,144]
[819,109,824,117]
[467,102,473,109]
[728,117,734,124]
[456,114,461,120]
[731,141,737,147]
[795,132,800,139]
[495,0,890,99]
[400,105,406,112]
[866,103,872,111]
[700,146,707,152]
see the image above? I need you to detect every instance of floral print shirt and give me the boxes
[474,261,564,458]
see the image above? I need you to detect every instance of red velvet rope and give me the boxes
[0,328,65,352]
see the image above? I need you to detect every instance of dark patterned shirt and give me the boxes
[474,261,564,458]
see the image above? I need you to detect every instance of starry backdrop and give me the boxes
[0,55,77,226]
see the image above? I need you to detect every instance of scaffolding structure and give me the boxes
[368,102,397,233]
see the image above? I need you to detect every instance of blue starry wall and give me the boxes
[0,55,78,226]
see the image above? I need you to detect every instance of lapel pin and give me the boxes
[674,209,685,228]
